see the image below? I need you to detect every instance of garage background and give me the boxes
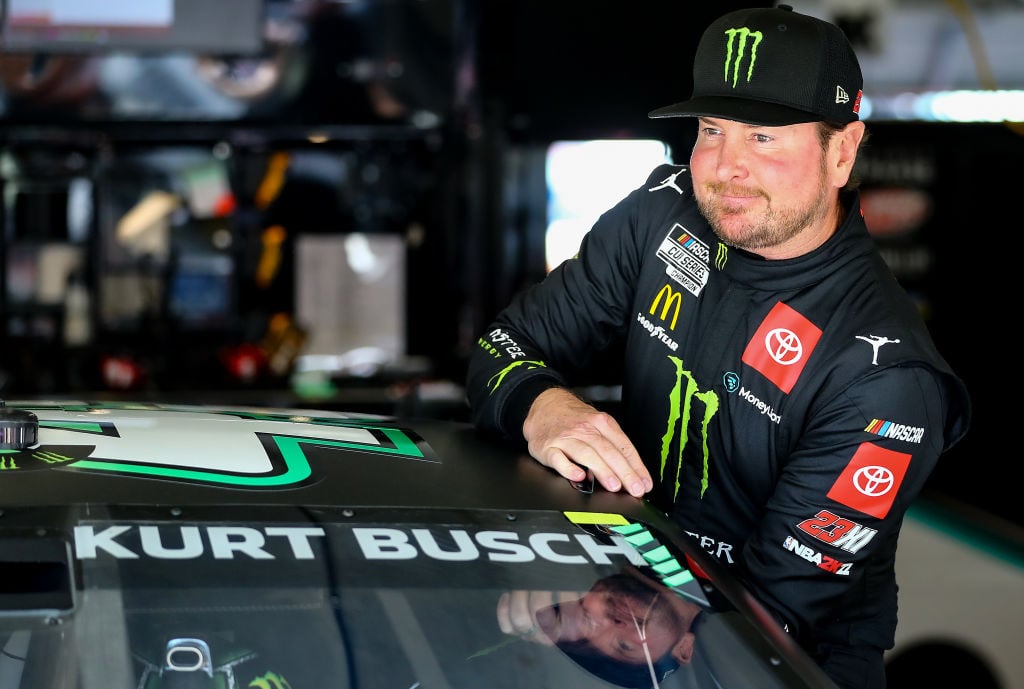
[0,0,1018,534]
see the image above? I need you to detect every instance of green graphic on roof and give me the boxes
[2,405,433,487]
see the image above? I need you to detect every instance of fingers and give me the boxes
[504,590,549,632]
[572,414,654,497]
[544,448,590,484]
[496,590,548,643]
[495,591,518,635]
[524,390,653,497]
[545,440,640,495]
[497,590,579,646]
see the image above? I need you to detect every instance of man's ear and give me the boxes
[672,631,696,665]
[831,120,866,189]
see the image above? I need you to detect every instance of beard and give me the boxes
[694,164,832,253]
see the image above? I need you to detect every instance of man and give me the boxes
[465,5,972,688]
[494,571,706,688]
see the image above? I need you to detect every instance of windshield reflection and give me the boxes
[485,566,707,689]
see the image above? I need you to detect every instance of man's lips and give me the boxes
[714,190,767,214]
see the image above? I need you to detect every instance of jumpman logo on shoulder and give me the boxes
[648,168,687,195]
[856,334,901,366]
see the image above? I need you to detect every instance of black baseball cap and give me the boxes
[649,4,863,125]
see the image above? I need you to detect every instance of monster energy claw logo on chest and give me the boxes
[661,356,719,501]
[723,27,762,87]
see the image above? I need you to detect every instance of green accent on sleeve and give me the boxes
[486,359,548,394]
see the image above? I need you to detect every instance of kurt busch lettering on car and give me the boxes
[465,6,971,689]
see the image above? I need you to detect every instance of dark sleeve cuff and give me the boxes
[500,375,564,443]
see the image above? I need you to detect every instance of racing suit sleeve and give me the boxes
[465,168,662,441]
[736,363,963,651]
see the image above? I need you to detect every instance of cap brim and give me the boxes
[648,96,823,126]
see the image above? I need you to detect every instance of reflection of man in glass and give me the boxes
[496,570,706,688]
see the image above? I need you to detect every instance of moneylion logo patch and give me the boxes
[723,27,763,87]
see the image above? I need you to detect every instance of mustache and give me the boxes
[704,183,768,199]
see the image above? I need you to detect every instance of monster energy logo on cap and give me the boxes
[648,5,864,126]
[723,27,762,88]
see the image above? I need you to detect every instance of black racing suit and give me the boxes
[465,163,971,687]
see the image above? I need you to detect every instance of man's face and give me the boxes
[689,117,836,259]
[535,583,686,664]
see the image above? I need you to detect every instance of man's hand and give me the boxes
[522,388,653,497]
[496,590,582,646]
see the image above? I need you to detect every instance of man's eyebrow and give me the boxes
[698,116,786,131]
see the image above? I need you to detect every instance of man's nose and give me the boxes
[715,137,749,180]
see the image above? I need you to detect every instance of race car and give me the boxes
[0,400,838,689]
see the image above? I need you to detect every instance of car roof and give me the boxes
[0,400,839,689]
[2,400,634,509]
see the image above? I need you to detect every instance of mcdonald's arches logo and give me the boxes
[650,284,683,330]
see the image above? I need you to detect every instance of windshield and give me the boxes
[0,506,801,689]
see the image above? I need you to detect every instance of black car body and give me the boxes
[0,401,838,689]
